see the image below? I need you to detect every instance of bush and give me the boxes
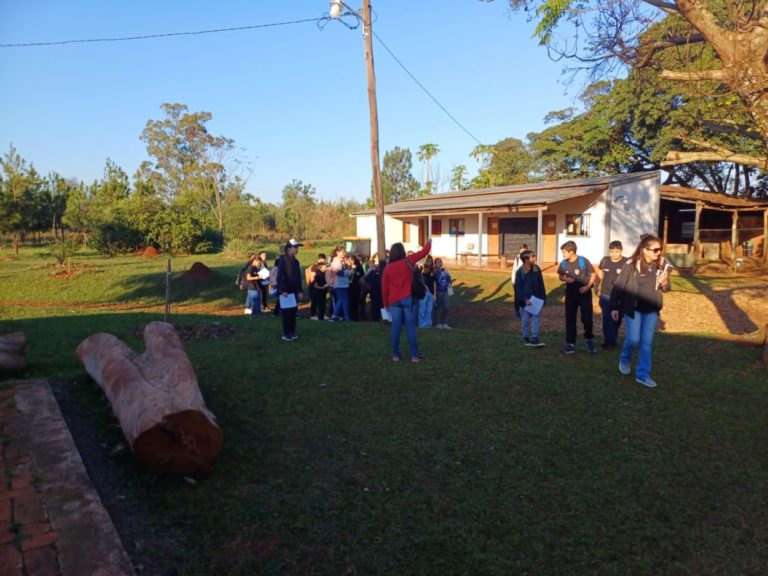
[92,221,144,256]
[50,237,80,264]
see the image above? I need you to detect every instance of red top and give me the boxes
[382,241,432,308]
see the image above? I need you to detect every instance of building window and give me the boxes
[431,219,442,236]
[403,221,411,243]
[565,213,591,237]
[449,218,465,236]
[681,221,695,240]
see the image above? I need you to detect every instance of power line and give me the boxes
[372,31,484,147]
[1,14,485,148]
[0,18,322,48]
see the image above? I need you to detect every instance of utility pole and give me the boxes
[361,0,386,258]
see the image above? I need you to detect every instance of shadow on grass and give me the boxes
[3,309,768,575]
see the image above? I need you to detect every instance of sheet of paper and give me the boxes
[257,267,270,280]
[380,307,391,321]
[279,293,297,309]
[524,295,544,316]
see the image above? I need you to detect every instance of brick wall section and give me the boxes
[0,386,61,576]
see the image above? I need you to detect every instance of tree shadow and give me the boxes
[679,271,763,335]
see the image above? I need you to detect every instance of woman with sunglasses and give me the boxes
[609,234,672,388]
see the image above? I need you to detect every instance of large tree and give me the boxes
[140,103,243,233]
[379,147,420,204]
[493,0,768,170]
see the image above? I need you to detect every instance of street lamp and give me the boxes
[328,0,386,260]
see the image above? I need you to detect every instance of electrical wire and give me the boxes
[372,31,484,146]
[1,13,484,147]
[0,18,322,48]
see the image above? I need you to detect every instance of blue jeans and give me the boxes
[333,287,350,320]
[520,308,540,339]
[599,294,621,344]
[620,311,658,380]
[245,290,261,314]
[390,296,420,359]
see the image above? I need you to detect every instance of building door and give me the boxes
[499,217,537,256]
[543,214,557,262]
[488,217,499,256]
[418,219,426,246]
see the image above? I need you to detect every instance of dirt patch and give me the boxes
[127,322,239,342]
[141,246,159,259]
[182,261,212,280]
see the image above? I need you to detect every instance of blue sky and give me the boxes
[0,1,578,205]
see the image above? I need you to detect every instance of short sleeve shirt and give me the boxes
[598,256,629,296]
[561,257,593,292]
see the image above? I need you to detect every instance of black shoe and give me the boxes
[561,343,576,354]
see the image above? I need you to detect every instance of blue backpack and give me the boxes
[560,256,588,280]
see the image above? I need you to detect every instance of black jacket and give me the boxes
[276,255,302,295]
[609,257,670,318]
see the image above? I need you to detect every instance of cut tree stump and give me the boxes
[0,332,26,375]
[76,321,223,477]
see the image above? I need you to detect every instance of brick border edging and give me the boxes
[7,380,135,576]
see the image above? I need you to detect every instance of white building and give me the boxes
[352,171,661,266]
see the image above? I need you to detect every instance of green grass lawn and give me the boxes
[2,248,767,575]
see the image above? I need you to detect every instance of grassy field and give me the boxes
[2,248,767,575]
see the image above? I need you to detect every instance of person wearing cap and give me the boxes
[276,239,304,341]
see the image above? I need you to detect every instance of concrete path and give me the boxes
[0,380,134,576]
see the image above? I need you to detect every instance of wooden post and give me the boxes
[763,209,768,266]
[730,209,739,271]
[693,202,702,257]
[164,254,171,322]
[663,215,669,247]
[362,0,385,260]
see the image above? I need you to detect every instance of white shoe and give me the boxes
[443,324,451,330]
[244,309,251,315]
[310,316,319,321]
[636,376,657,388]
[619,360,631,375]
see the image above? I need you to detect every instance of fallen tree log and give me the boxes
[0,332,26,375]
[76,321,223,477]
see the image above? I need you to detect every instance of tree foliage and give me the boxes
[492,0,768,171]
[379,147,420,204]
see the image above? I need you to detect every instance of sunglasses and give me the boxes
[645,247,662,253]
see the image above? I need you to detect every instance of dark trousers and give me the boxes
[281,306,297,337]
[565,289,594,344]
[599,293,621,345]
[310,288,327,319]
[258,283,269,310]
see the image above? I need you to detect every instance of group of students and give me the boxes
[240,238,453,357]
[513,234,672,388]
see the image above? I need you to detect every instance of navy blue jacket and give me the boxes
[514,265,546,308]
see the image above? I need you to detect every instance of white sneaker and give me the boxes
[435,324,444,329]
[619,360,631,375]
[443,324,451,330]
[636,376,657,388]
[244,309,251,315]
[310,316,319,321]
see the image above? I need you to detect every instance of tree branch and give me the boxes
[635,34,706,68]
[659,68,727,81]
[663,150,768,170]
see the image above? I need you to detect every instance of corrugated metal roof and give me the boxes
[660,185,768,209]
[352,171,659,216]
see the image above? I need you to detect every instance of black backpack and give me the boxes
[236,266,248,291]
[406,258,426,300]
